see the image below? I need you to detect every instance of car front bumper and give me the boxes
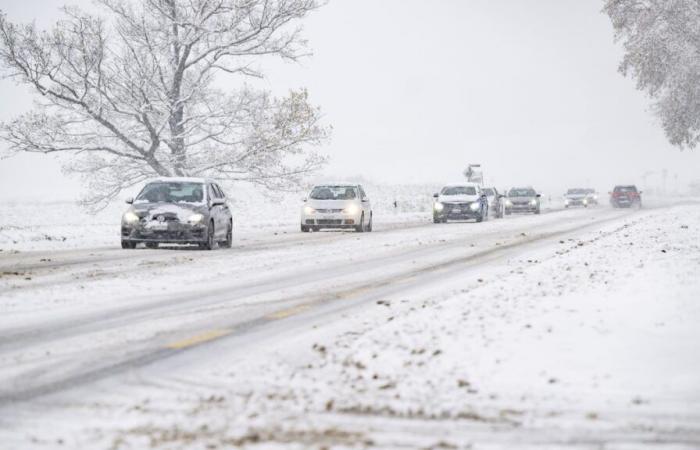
[121,222,208,244]
[506,203,539,213]
[301,212,360,228]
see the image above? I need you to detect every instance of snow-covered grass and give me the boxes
[3,204,698,449]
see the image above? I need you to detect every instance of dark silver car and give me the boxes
[121,178,233,250]
[504,187,541,215]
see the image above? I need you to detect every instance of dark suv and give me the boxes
[609,185,642,208]
[121,178,233,250]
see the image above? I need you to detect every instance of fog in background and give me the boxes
[1,0,699,202]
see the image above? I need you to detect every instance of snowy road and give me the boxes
[1,203,699,449]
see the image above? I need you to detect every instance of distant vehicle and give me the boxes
[432,183,488,223]
[121,178,232,250]
[504,187,541,215]
[564,188,591,208]
[610,185,642,208]
[584,188,599,206]
[482,187,504,218]
[301,183,372,232]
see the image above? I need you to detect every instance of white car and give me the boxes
[301,183,373,232]
[432,182,488,223]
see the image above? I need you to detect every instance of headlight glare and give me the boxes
[123,211,139,223]
[530,199,538,206]
[470,202,480,211]
[303,206,316,215]
[188,213,205,224]
[343,204,360,215]
[434,202,444,211]
[505,200,513,207]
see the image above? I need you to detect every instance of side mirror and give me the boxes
[211,198,225,207]
[303,198,307,202]
[362,197,369,203]
[639,191,643,194]
[125,197,134,204]
[536,194,541,198]
[433,193,439,198]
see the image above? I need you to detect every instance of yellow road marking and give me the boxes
[267,304,310,320]
[166,329,231,350]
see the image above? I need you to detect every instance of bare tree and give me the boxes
[0,0,330,209]
[604,0,700,150]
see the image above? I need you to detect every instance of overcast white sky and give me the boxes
[1,0,699,201]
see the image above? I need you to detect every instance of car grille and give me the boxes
[317,219,343,225]
[316,209,343,214]
[149,213,180,222]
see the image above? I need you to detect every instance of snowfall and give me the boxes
[0,187,698,449]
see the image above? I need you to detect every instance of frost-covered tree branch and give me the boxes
[0,0,329,210]
[604,0,700,150]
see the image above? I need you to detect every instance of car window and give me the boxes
[215,184,226,198]
[310,186,358,200]
[441,186,477,196]
[135,182,205,204]
[508,188,536,197]
[614,185,637,193]
[567,188,586,194]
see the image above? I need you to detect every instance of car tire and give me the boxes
[200,221,215,250]
[301,225,310,233]
[535,209,541,215]
[355,213,365,233]
[121,240,136,249]
[367,213,373,232]
[222,222,233,248]
[145,242,159,249]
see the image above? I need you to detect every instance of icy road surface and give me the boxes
[0,203,699,449]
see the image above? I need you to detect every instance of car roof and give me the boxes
[149,177,215,184]
[443,182,480,188]
[312,182,359,187]
[509,186,536,190]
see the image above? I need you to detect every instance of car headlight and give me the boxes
[188,213,205,224]
[123,211,139,224]
[303,206,316,215]
[470,202,480,211]
[530,199,538,206]
[564,198,570,204]
[583,199,588,205]
[505,200,513,207]
[343,204,360,215]
[434,202,444,211]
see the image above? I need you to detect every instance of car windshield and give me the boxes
[442,186,477,196]
[135,182,205,204]
[482,188,495,196]
[567,188,587,195]
[509,188,536,197]
[310,185,358,200]
[614,186,637,193]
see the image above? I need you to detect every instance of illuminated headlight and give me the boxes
[530,199,538,206]
[123,211,139,223]
[303,206,316,215]
[470,202,480,211]
[583,199,588,205]
[188,213,204,224]
[434,202,444,211]
[564,199,570,205]
[343,204,360,215]
[505,200,513,207]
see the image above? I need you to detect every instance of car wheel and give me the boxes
[301,225,310,233]
[222,222,233,248]
[367,213,373,232]
[476,213,483,223]
[535,209,541,215]
[121,240,136,249]
[200,221,215,250]
[145,242,159,249]
[355,213,365,233]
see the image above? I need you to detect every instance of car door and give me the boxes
[214,184,232,232]
[207,183,223,238]
[358,185,371,218]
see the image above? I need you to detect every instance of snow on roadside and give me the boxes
[7,205,699,449]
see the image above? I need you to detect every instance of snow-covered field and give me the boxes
[0,199,698,449]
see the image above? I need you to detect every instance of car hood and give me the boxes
[507,196,537,202]
[129,202,207,221]
[306,199,359,209]
[438,194,479,203]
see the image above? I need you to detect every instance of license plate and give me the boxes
[147,222,168,231]
[452,209,461,213]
